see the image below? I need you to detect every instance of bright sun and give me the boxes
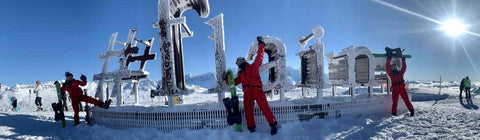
[440,19,467,37]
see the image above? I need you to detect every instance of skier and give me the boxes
[224,36,278,135]
[465,76,471,98]
[460,78,465,98]
[34,80,43,111]
[386,48,414,116]
[61,72,111,125]
[11,97,17,111]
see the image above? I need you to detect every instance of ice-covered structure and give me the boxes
[89,0,412,132]
[246,36,296,101]
[93,28,156,106]
[326,47,412,96]
[150,0,210,106]
[295,25,326,100]
[326,46,376,96]
[204,14,229,102]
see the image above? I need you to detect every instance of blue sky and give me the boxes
[1,0,480,86]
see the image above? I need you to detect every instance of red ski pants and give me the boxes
[71,95,101,124]
[392,87,414,113]
[243,86,276,127]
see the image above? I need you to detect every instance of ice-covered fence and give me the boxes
[151,0,210,106]
[90,94,400,131]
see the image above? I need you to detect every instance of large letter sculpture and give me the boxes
[246,36,295,101]
[295,25,325,100]
[326,46,376,97]
[151,0,210,106]
[205,14,229,102]
[94,28,155,106]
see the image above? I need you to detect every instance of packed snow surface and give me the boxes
[1,80,479,139]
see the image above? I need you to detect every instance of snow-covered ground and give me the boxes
[1,81,480,139]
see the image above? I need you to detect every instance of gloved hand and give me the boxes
[397,49,403,58]
[80,74,87,81]
[222,71,230,80]
[257,36,265,45]
[385,47,392,59]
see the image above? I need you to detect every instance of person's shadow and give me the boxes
[459,97,479,110]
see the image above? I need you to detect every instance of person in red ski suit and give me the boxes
[386,56,414,116]
[61,72,108,125]
[225,36,278,135]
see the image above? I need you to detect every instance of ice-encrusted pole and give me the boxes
[312,26,325,101]
[205,14,228,102]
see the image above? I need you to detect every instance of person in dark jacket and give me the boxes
[460,78,465,98]
[386,49,414,116]
[11,97,17,111]
[225,36,278,135]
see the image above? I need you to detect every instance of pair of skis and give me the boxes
[223,69,243,132]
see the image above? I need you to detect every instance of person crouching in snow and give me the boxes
[61,72,111,125]
[386,50,414,116]
[224,36,278,135]
[34,80,43,111]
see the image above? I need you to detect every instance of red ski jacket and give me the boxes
[61,79,86,97]
[228,43,265,89]
[386,58,406,89]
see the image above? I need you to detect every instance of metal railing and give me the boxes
[90,94,396,131]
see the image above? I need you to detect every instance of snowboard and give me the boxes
[52,81,66,128]
[373,47,412,58]
[223,69,242,132]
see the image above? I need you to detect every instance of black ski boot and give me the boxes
[392,112,397,116]
[270,122,278,135]
[248,125,256,133]
[409,109,415,117]
[100,99,112,109]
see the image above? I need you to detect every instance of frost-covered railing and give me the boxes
[90,94,404,131]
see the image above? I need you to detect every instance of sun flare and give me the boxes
[440,19,467,37]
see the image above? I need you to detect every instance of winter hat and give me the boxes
[65,72,73,77]
[236,57,246,66]
[36,80,41,85]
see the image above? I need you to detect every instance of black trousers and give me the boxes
[35,97,42,106]
[465,87,471,97]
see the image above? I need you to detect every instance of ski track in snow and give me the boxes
[1,81,480,140]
